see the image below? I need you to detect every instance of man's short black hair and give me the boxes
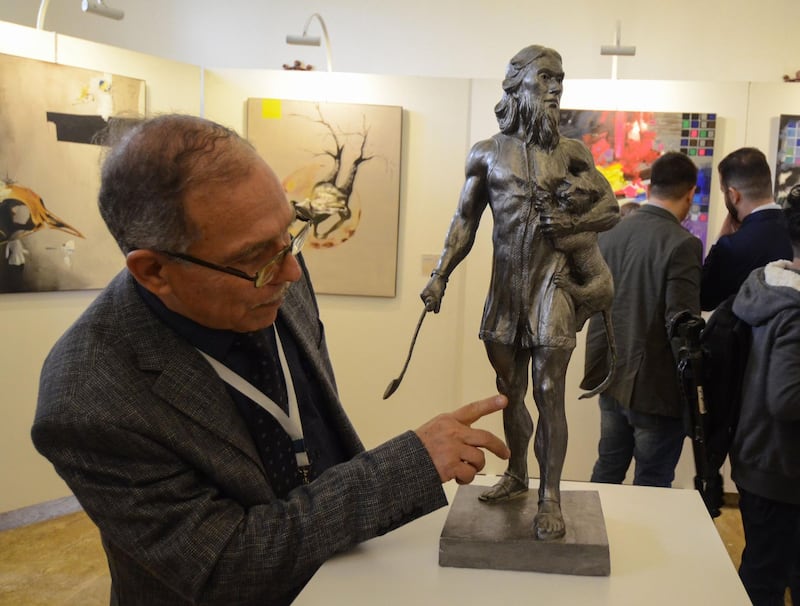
[718,147,773,200]
[649,151,698,201]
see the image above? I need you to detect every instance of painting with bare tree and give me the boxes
[246,99,402,297]
[0,53,144,293]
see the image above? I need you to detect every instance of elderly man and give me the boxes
[32,114,509,605]
[422,45,618,540]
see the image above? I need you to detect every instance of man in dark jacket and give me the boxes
[729,192,800,606]
[582,152,702,487]
[701,147,792,311]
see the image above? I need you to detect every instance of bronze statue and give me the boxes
[422,45,619,540]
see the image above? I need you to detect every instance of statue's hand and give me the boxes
[539,208,576,237]
[557,182,595,206]
[421,273,447,313]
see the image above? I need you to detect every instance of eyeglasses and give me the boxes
[157,218,311,288]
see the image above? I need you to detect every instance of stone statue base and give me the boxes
[439,484,610,576]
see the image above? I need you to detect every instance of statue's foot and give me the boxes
[478,472,528,503]
[533,499,566,540]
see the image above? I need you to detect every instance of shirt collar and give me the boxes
[134,281,236,359]
[638,202,680,224]
[749,202,782,215]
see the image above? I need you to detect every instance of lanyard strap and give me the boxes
[197,330,310,472]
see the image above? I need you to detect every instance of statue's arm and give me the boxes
[421,140,493,312]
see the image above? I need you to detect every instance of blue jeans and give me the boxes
[590,394,685,487]
[738,486,800,606]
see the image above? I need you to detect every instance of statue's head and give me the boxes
[495,45,564,151]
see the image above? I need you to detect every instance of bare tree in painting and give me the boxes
[289,107,374,242]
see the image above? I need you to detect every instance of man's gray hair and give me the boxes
[98,114,258,254]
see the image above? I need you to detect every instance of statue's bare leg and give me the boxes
[479,341,532,503]
[530,346,573,540]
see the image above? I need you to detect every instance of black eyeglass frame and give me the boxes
[155,218,311,288]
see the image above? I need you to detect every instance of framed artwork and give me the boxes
[775,114,800,206]
[0,53,145,293]
[246,99,403,297]
[559,110,716,254]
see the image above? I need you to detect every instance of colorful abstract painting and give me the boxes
[0,53,144,293]
[246,99,403,297]
[775,114,800,206]
[559,110,716,253]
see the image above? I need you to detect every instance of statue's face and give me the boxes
[518,54,564,114]
[516,54,564,150]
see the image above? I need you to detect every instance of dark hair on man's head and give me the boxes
[649,151,698,201]
[98,113,258,254]
[495,45,561,134]
[619,201,640,218]
[717,147,774,201]
[785,184,800,251]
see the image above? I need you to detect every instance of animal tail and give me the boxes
[579,310,616,400]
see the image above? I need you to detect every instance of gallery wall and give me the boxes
[0,20,202,512]
[1,1,799,82]
[3,15,800,514]
[203,66,475,456]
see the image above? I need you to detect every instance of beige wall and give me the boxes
[202,66,475,451]
[0,21,201,512]
[4,16,800,512]
[1,1,799,82]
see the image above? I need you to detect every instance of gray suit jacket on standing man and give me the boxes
[32,265,446,605]
[582,204,702,417]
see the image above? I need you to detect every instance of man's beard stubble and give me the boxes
[723,190,740,224]
[519,95,560,152]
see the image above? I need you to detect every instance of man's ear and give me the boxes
[727,185,742,205]
[126,249,172,296]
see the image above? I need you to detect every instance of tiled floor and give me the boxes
[0,510,109,605]
[0,495,784,605]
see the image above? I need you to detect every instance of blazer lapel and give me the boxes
[112,273,266,473]
[279,274,364,456]
[279,287,339,402]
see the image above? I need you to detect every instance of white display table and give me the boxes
[295,475,750,605]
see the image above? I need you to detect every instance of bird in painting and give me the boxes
[0,180,85,266]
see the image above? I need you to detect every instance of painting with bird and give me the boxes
[0,52,144,292]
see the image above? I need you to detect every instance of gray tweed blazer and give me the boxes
[32,266,445,605]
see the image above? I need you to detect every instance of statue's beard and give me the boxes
[520,96,560,151]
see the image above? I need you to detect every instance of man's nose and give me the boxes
[276,251,302,283]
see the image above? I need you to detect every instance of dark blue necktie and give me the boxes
[232,327,307,497]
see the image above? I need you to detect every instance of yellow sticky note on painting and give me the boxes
[261,99,282,119]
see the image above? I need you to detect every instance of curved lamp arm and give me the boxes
[286,12,333,72]
[36,0,51,29]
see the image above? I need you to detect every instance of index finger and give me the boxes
[464,427,510,460]
[452,395,507,426]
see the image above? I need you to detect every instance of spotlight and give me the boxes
[600,20,636,57]
[286,13,333,72]
[81,0,124,21]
